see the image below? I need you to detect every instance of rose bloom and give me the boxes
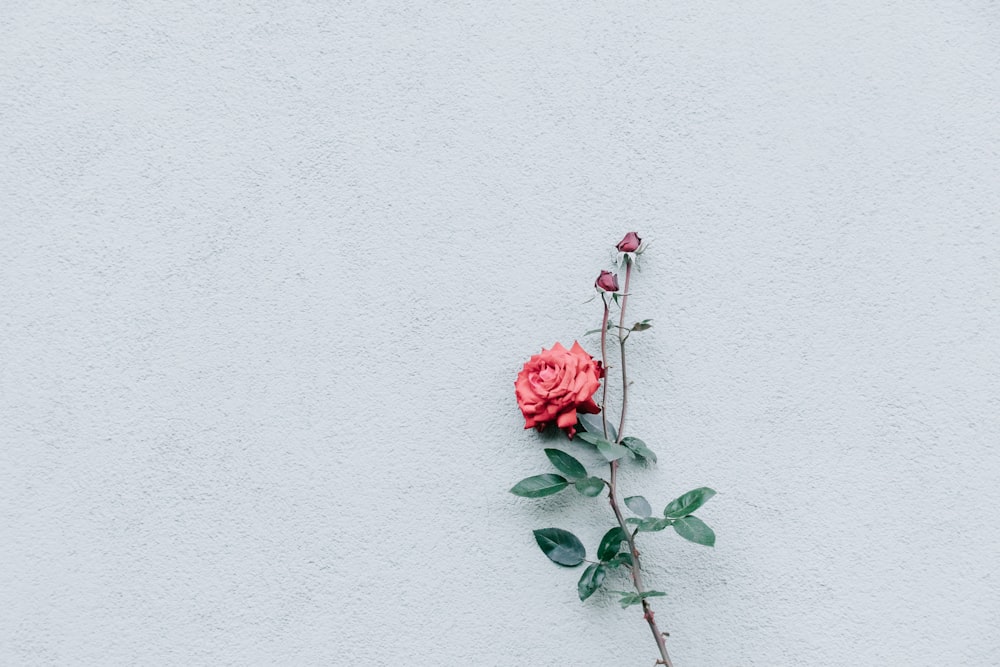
[616,231,642,253]
[515,341,601,438]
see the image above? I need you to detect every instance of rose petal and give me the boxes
[556,410,577,429]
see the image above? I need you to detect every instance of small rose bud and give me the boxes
[595,270,620,292]
[616,231,642,253]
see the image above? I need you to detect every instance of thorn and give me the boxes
[662,632,670,637]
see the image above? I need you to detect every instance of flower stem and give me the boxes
[599,294,611,441]
[616,256,632,439]
[606,254,674,667]
[607,464,674,666]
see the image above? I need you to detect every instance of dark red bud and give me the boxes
[595,270,620,292]
[616,231,642,253]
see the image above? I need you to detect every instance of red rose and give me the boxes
[616,231,642,253]
[595,270,619,292]
[515,341,601,438]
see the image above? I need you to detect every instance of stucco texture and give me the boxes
[3,2,999,665]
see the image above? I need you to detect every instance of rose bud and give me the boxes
[595,270,620,292]
[514,341,602,439]
[616,231,642,253]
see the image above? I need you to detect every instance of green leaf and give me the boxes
[577,563,606,601]
[632,517,672,532]
[673,516,715,547]
[593,439,631,462]
[618,590,667,608]
[624,496,652,517]
[597,527,627,561]
[620,595,637,607]
[576,431,630,459]
[605,552,634,569]
[510,474,569,498]
[621,437,657,464]
[543,448,586,480]
[576,423,629,461]
[532,528,586,567]
[578,414,617,443]
[574,477,605,497]
[663,487,716,518]
[583,321,614,336]
[631,319,653,331]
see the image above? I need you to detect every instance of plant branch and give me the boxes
[607,254,674,667]
[599,294,610,441]
[616,257,633,439]
[608,461,673,667]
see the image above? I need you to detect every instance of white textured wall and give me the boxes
[3,2,999,665]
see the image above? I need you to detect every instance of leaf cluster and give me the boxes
[623,487,717,546]
[510,415,718,606]
[574,415,656,465]
[525,487,717,603]
[509,447,606,499]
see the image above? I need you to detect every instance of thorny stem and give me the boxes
[605,255,674,667]
[616,256,632,439]
[599,295,611,441]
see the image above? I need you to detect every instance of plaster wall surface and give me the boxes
[2,2,999,665]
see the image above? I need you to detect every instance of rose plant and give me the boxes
[510,233,716,666]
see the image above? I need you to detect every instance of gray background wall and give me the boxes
[3,2,999,665]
